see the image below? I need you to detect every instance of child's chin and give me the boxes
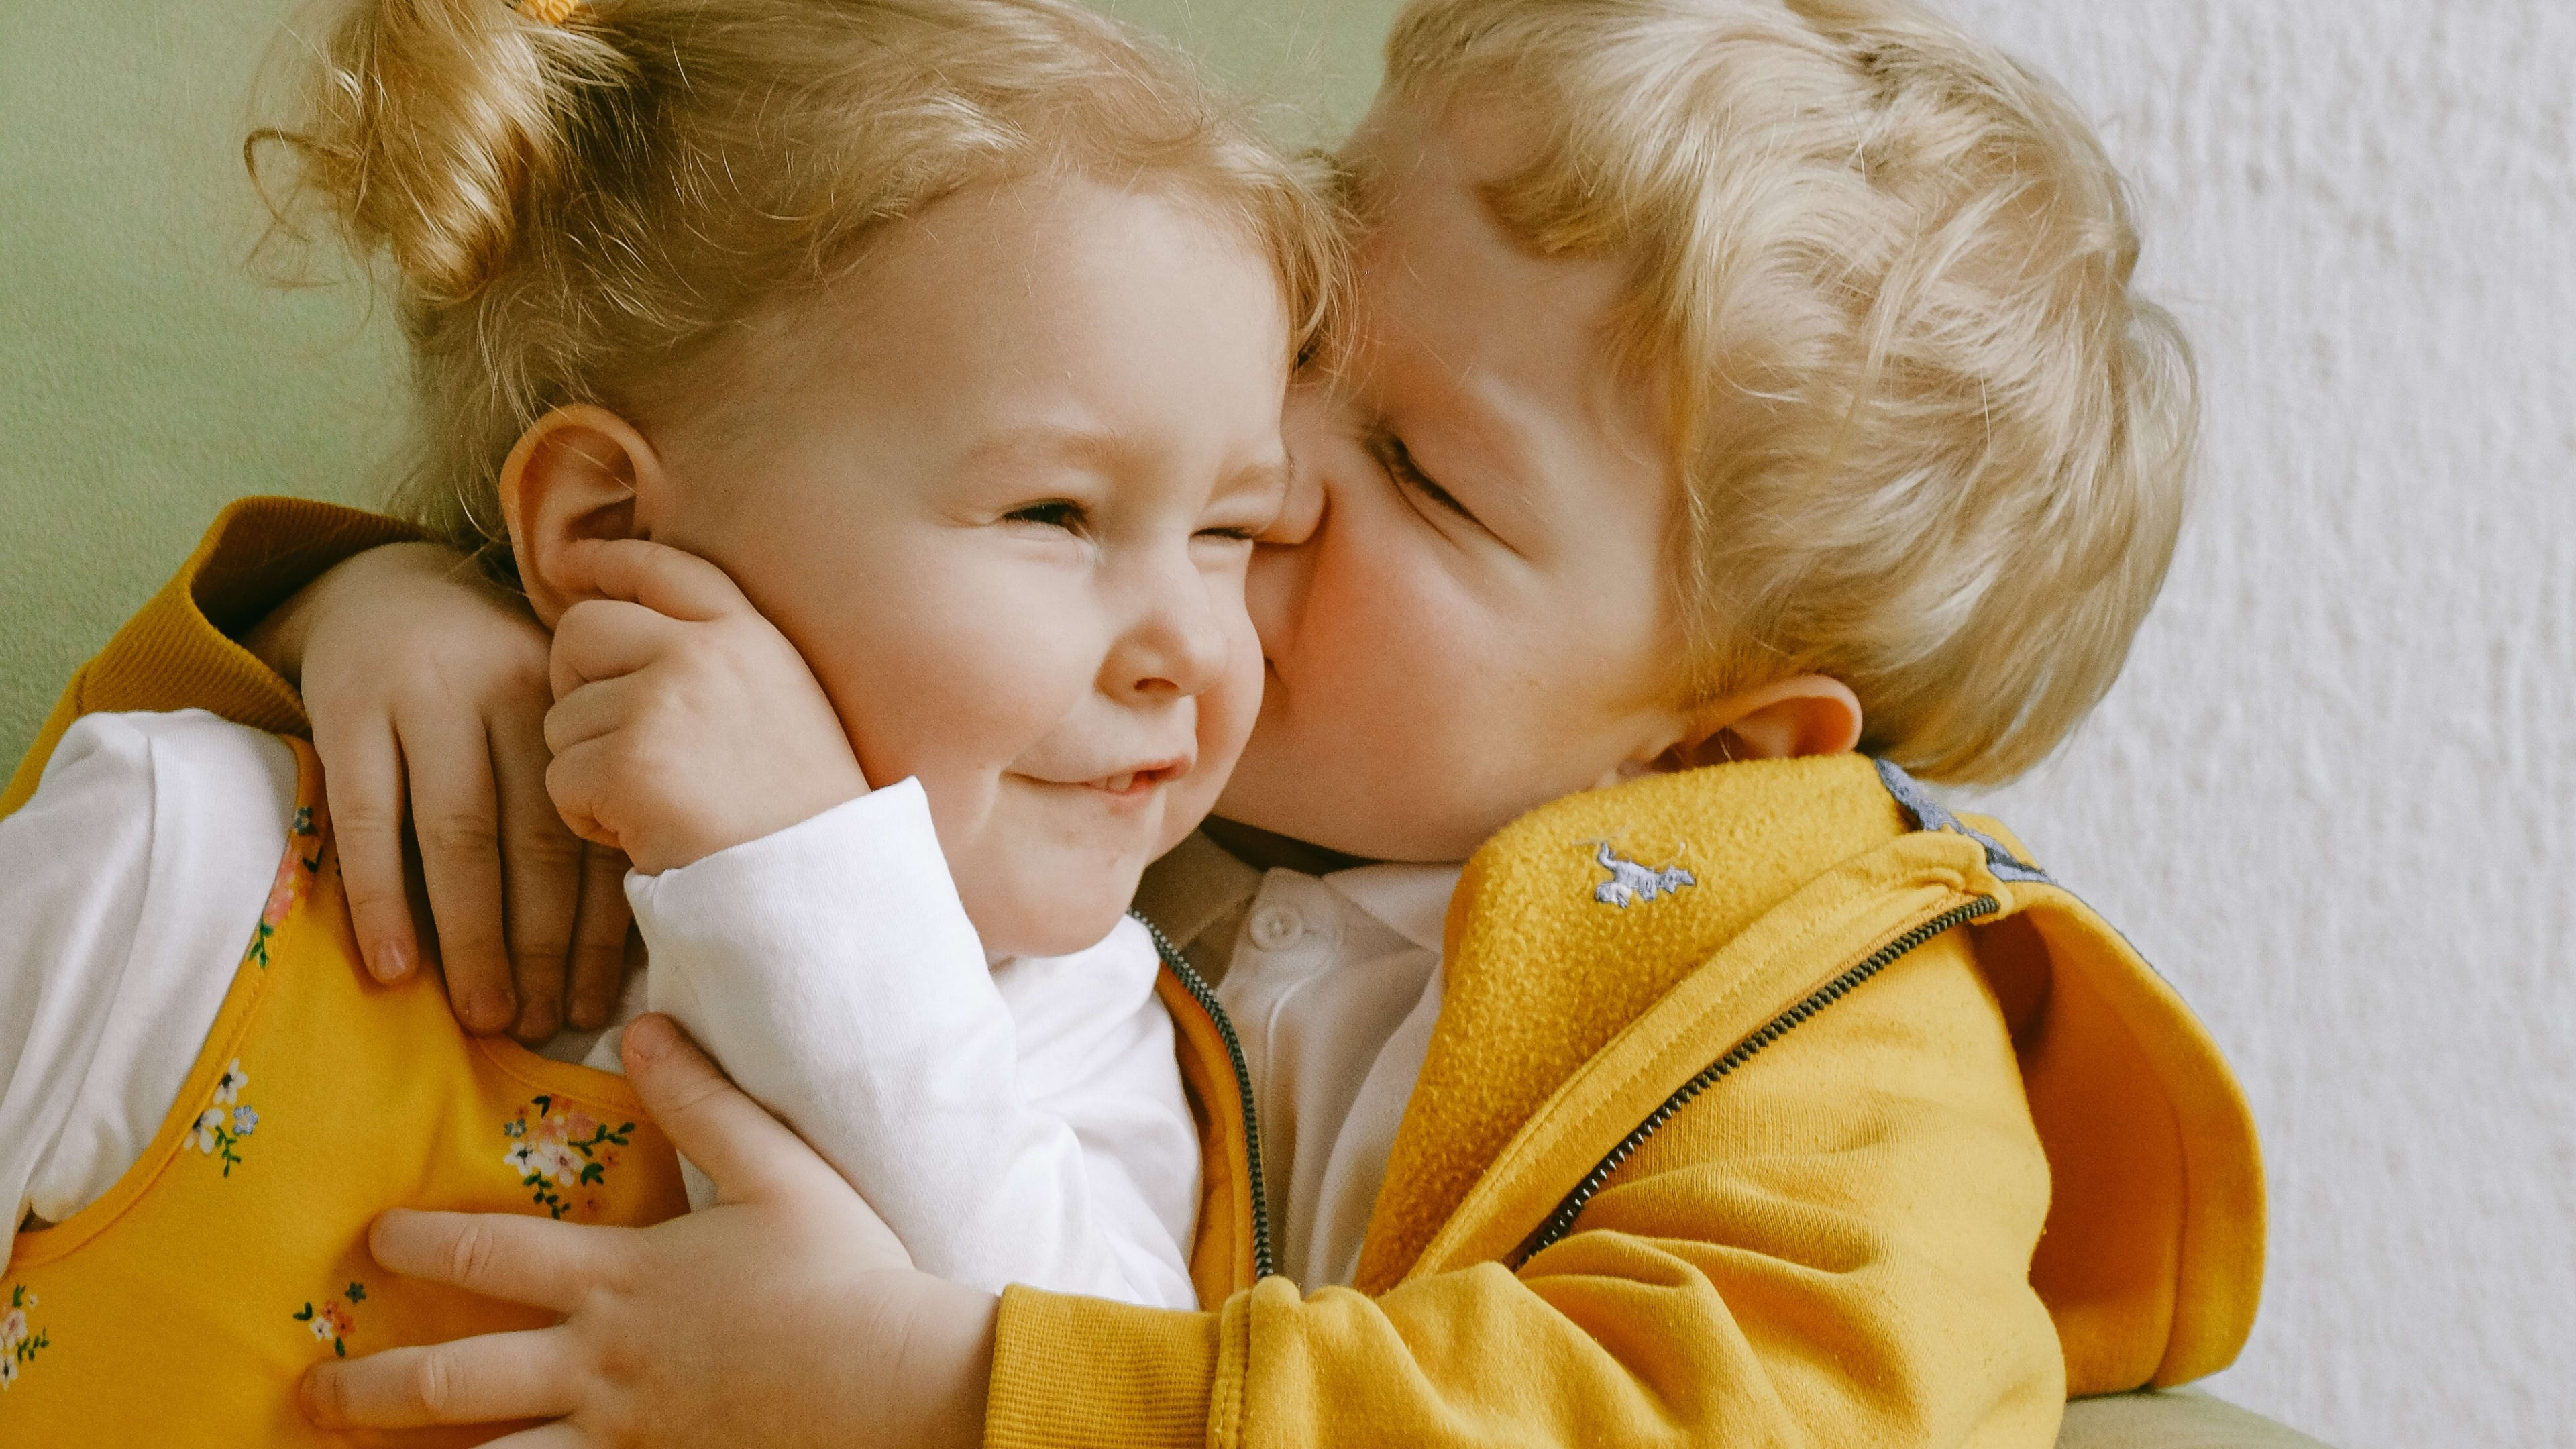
[973,887,1136,961]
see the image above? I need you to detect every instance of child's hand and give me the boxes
[299,1014,996,1448]
[244,542,635,1042]
[543,538,870,876]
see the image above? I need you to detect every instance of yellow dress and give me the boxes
[1,738,686,1445]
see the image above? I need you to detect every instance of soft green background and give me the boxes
[0,0,1401,764]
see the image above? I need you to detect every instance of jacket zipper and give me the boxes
[1515,894,2001,1265]
[1134,911,1277,1282]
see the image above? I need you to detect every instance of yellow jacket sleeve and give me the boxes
[3,497,422,814]
[987,932,2063,1449]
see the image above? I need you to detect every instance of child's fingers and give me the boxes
[549,596,688,702]
[542,737,623,855]
[490,704,585,1043]
[555,537,750,625]
[312,715,423,987]
[539,674,646,759]
[299,1324,578,1428]
[368,1207,625,1313]
[619,1014,852,1205]
[474,1423,590,1449]
[564,843,635,1032]
[405,714,520,1036]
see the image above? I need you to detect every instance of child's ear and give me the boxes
[1654,674,1864,773]
[498,405,665,627]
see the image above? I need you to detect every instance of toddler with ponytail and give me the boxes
[0,0,1338,1434]
[252,0,1335,577]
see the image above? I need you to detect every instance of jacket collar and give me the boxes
[1352,755,1920,1290]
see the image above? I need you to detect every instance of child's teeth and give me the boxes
[1106,773,1134,792]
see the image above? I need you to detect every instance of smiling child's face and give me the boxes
[1216,97,1696,863]
[645,175,1291,955]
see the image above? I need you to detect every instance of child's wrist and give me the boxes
[239,565,329,684]
[239,541,472,686]
[896,1276,998,1449]
[639,775,871,876]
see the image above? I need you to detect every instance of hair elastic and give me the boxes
[513,0,582,24]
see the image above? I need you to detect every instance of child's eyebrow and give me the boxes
[957,427,1291,502]
[955,425,1130,476]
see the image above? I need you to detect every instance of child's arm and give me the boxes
[0,713,299,1240]
[306,936,2061,1448]
[560,538,1199,1307]
[631,800,1201,1307]
[2,499,627,1044]
[988,930,2064,1447]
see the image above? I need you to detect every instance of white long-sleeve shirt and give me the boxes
[0,711,1198,1305]
[632,812,1467,1295]
[1134,835,1459,1289]
[621,784,1199,1307]
[3,710,1468,1299]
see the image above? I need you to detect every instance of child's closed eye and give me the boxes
[1196,461,1293,545]
[1370,430,1477,525]
[1003,500,1089,533]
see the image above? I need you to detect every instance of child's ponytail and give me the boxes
[254,0,631,309]
[249,0,1342,579]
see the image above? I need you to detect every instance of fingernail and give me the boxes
[625,1012,674,1061]
[368,939,413,983]
[297,1365,331,1426]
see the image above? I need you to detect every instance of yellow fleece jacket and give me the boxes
[8,498,2265,1448]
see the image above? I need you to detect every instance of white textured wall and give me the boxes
[1943,4,2576,1446]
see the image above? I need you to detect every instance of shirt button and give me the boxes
[1248,904,1305,952]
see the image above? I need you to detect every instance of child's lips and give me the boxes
[1018,756,1192,798]
[1084,759,1189,797]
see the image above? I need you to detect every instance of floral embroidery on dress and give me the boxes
[504,1095,634,1219]
[246,804,323,971]
[293,1281,366,1358]
[1,1285,49,1390]
[191,1059,258,1175]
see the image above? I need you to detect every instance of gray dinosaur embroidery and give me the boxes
[1590,842,1697,908]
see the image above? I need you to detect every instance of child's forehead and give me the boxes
[1343,89,1552,183]
[1333,96,1608,291]
[1328,119,1679,550]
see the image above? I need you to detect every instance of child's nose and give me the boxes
[1109,564,1230,701]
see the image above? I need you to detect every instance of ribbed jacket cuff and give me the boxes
[986,1286,1229,1448]
[5,497,421,814]
[97,494,424,735]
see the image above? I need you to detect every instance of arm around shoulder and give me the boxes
[3,498,419,816]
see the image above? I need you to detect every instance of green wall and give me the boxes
[0,0,1399,763]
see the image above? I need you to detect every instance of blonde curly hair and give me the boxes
[1387,0,2196,783]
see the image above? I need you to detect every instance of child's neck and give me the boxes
[1199,816,1379,877]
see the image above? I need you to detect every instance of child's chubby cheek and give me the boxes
[1222,462,1682,863]
[911,722,1238,959]
[1222,587,1673,864]
[807,608,1260,959]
